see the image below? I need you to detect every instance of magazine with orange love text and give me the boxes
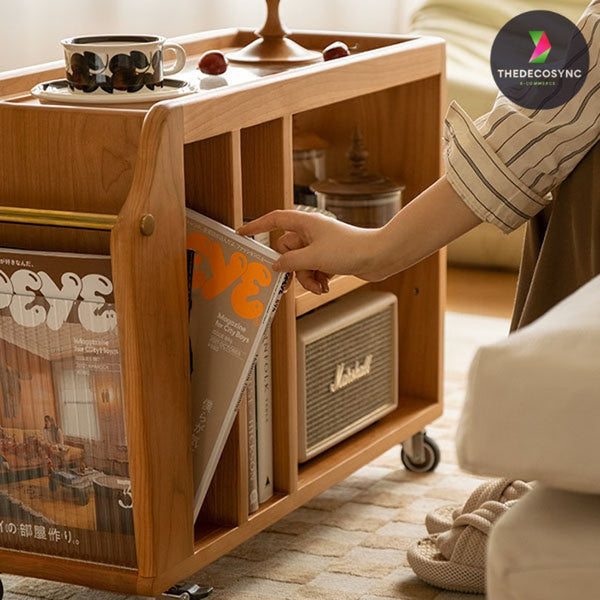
[185,209,288,522]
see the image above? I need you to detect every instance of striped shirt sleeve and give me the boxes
[443,1,600,233]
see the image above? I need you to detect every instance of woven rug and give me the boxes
[2,311,509,600]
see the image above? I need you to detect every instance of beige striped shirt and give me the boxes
[443,0,600,233]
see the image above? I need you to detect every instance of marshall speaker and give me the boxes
[297,289,398,462]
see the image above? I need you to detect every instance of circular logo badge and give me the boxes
[491,10,589,109]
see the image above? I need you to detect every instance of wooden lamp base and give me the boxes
[228,36,321,64]
[228,0,322,65]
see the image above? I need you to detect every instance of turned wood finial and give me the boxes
[258,0,289,38]
[348,128,369,178]
[228,0,321,64]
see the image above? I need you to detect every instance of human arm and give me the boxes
[237,174,481,293]
[241,2,600,292]
[444,2,600,233]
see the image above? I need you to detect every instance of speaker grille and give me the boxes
[302,303,397,455]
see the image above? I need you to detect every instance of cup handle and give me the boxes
[163,43,187,76]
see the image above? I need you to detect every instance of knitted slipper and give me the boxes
[424,479,532,535]
[425,503,460,535]
[408,500,516,594]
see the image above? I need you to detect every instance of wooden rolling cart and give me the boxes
[0,27,445,598]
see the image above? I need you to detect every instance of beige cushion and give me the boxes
[487,486,600,600]
[456,274,600,494]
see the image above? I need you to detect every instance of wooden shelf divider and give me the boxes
[184,130,244,228]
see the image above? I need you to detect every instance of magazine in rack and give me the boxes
[186,209,288,521]
[0,247,135,567]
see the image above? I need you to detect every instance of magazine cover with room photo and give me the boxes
[0,247,135,567]
[186,208,288,522]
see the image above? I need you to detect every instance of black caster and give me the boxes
[0,575,4,599]
[401,430,440,473]
[161,583,213,599]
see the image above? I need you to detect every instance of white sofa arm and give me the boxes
[456,275,600,494]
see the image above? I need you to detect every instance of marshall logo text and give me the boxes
[329,354,373,393]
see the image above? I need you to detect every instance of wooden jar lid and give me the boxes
[311,129,404,198]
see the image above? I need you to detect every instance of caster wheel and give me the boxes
[162,583,213,599]
[401,434,440,473]
[0,576,4,599]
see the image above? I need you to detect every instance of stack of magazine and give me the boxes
[186,209,287,521]
[241,327,274,514]
[242,230,275,513]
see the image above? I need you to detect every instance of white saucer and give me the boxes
[31,78,198,105]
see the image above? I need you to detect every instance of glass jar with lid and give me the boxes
[293,120,328,207]
[311,129,404,228]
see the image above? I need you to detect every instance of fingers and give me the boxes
[296,270,330,295]
[296,270,324,295]
[277,231,303,254]
[276,230,329,294]
[238,210,332,296]
[314,270,331,293]
[237,210,309,237]
[273,247,316,273]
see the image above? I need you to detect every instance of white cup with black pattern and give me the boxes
[61,34,187,94]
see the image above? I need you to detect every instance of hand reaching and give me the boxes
[237,210,384,294]
[238,176,484,295]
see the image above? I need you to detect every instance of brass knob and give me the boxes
[140,214,155,236]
